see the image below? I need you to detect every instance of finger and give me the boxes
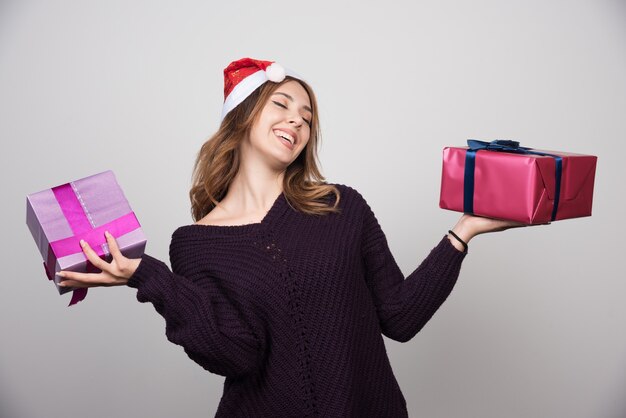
[57,270,106,286]
[104,231,124,261]
[60,277,121,287]
[79,239,109,270]
[58,278,90,288]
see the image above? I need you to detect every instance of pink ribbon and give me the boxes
[45,183,141,306]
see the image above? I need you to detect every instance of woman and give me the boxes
[58,57,524,417]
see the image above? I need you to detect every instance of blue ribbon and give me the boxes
[464,139,563,222]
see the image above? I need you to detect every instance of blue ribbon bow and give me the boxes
[464,139,563,222]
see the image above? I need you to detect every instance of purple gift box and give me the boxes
[26,170,147,306]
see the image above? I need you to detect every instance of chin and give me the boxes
[265,150,294,167]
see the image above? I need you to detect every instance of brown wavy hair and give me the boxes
[189,76,341,222]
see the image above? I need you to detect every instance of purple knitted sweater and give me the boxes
[127,183,466,417]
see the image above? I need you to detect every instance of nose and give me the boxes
[288,112,304,128]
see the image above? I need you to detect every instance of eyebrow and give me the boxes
[273,92,313,113]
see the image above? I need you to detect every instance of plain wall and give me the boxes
[1,0,625,417]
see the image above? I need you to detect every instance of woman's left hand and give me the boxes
[448,213,543,251]
[458,213,529,236]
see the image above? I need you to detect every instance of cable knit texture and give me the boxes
[127,183,466,417]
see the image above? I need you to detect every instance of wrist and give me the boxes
[447,229,468,252]
[451,214,476,243]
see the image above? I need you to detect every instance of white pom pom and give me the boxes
[265,63,286,82]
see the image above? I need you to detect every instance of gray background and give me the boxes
[1,0,624,417]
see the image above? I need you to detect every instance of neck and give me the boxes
[223,160,285,215]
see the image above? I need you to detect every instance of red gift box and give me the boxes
[439,140,598,224]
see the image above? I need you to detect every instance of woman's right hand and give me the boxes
[57,231,141,288]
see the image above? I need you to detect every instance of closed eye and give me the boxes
[273,100,312,126]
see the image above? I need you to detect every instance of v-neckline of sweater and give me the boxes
[180,191,289,236]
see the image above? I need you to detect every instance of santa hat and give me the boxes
[221,57,301,121]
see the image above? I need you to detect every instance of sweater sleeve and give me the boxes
[127,253,265,378]
[358,191,467,343]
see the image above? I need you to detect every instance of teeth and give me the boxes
[275,130,294,144]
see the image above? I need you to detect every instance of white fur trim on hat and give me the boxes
[221,70,267,120]
[221,66,305,121]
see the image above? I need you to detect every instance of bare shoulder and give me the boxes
[196,206,238,226]
[195,204,266,226]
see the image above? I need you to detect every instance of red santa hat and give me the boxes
[221,57,301,121]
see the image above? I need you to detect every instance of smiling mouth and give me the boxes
[274,130,295,149]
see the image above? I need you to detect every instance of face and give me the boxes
[246,80,313,168]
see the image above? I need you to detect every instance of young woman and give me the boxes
[58,57,524,417]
